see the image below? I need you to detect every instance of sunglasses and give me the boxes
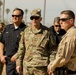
[55,25,61,27]
[12,15,22,17]
[30,16,40,20]
[59,18,71,21]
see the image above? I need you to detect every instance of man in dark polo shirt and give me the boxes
[0,8,26,75]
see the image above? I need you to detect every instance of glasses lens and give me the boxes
[55,25,61,27]
[12,15,21,17]
[60,18,71,21]
[30,16,40,20]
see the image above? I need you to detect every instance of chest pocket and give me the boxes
[11,30,21,45]
[40,37,49,48]
[15,34,21,44]
[57,40,67,57]
[25,31,49,48]
[3,32,10,44]
[39,31,49,48]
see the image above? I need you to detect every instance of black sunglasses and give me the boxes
[55,25,61,27]
[12,15,22,17]
[30,16,40,20]
[59,18,71,21]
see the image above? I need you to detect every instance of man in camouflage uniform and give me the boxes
[16,8,52,75]
[48,10,76,75]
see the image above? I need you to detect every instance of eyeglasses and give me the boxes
[59,18,71,21]
[55,25,61,27]
[12,15,22,17]
[30,16,40,20]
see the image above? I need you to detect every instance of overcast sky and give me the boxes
[3,0,76,27]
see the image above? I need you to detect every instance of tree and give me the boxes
[24,9,28,23]
[6,8,10,22]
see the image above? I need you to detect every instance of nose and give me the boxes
[33,19,36,20]
[32,19,36,22]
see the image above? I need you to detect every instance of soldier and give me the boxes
[48,10,76,75]
[0,8,26,75]
[16,8,52,75]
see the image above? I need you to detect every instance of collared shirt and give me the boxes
[0,23,26,57]
[50,26,76,71]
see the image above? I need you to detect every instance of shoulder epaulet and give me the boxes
[20,31,24,36]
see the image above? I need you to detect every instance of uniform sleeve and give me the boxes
[48,31,57,62]
[16,32,25,66]
[50,36,76,72]
[47,31,52,53]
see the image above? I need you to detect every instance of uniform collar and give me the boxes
[62,26,75,38]
[29,24,42,34]
[10,23,23,29]
[67,26,74,33]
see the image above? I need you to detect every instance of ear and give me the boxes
[70,18,74,24]
[40,17,42,21]
[21,16,23,19]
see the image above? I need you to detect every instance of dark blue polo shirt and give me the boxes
[0,23,26,57]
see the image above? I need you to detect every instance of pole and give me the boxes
[43,0,46,25]
[0,0,2,21]
[2,0,5,22]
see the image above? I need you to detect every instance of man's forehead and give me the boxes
[60,14,69,18]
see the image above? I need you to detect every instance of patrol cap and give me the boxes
[30,8,41,17]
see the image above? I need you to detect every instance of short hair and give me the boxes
[53,17,60,23]
[61,10,75,20]
[13,8,24,16]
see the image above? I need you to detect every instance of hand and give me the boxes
[16,66,22,74]
[47,63,54,75]
[11,53,17,62]
[0,55,7,63]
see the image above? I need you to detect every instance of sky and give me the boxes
[2,0,76,27]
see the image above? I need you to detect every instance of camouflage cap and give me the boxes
[30,8,41,17]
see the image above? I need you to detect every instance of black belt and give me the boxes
[5,57,11,61]
[55,67,76,75]
[68,70,76,74]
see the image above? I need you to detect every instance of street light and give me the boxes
[43,0,46,25]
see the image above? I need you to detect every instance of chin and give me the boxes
[33,24,37,26]
[61,26,64,29]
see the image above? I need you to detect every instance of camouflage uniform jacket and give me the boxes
[16,24,52,67]
[50,26,76,71]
